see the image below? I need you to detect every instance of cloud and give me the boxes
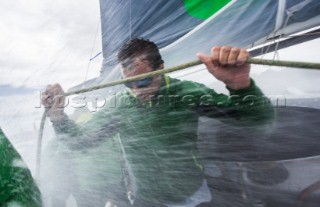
[0,0,102,89]
[0,85,39,96]
[0,0,103,172]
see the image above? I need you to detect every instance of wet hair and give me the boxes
[118,38,164,70]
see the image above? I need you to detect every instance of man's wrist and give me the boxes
[226,79,251,90]
[49,111,67,124]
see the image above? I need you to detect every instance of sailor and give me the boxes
[42,38,273,206]
[0,128,42,207]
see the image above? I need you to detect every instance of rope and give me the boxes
[35,108,49,181]
[85,18,101,81]
[36,57,320,179]
[90,51,102,61]
[65,58,320,96]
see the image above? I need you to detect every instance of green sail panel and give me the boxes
[183,0,232,19]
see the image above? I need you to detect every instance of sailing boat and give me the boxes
[40,0,320,206]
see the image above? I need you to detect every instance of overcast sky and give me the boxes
[0,0,103,171]
[0,0,102,90]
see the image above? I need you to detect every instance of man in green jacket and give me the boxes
[42,38,273,206]
[0,128,42,207]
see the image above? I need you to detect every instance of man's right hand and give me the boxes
[41,83,66,122]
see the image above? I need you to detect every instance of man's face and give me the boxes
[121,55,162,102]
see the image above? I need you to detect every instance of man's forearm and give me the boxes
[51,114,87,150]
[228,79,274,125]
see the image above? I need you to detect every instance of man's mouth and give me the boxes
[134,91,155,101]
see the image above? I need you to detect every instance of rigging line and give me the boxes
[273,14,292,60]
[249,28,320,58]
[259,38,275,59]
[258,26,280,59]
[64,58,320,96]
[263,0,285,59]
[287,31,320,37]
[90,51,102,61]
[85,18,101,82]
[265,28,320,42]
[35,108,49,182]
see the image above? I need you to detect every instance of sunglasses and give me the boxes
[124,77,153,88]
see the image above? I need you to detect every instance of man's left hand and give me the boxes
[197,46,250,90]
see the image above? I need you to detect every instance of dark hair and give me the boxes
[118,38,164,70]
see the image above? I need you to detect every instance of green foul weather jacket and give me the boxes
[0,128,42,207]
[52,76,273,205]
